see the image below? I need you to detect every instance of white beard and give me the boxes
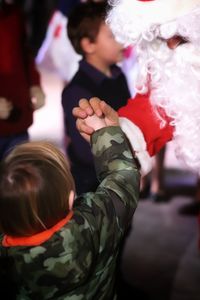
[135,36,200,174]
[107,2,200,174]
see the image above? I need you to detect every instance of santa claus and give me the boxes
[105,0,200,176]
[73,0,200,246]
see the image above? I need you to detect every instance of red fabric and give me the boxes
[118,93,174,156]
[3,211,74,247]
[54,24,62,38]
[0,5,40,136]
[123,45,134,59]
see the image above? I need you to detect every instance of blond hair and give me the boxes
[0,141,75,236]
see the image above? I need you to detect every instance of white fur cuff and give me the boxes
[119,117,153,176]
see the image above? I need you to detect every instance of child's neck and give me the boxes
[86,57,112,77]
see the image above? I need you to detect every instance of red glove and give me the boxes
[118,93,174,174]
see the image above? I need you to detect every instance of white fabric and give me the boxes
[119,117,153,176]
[36,11,81,82]
[121,46,138,97]
[107,0,200,45]
[131,9,200,175]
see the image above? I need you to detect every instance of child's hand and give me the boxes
[85,114,106,131]
[0,97,13,120]
[78,114,106,142]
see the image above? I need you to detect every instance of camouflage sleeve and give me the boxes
[0,127,140,300]
[90,126,140,232]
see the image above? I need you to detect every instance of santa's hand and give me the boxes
[73,97,103,120]
[0,97,13,120]
[73,96,119,125]
[30,85,46,110]
[73,97,119,142]
[118,94,174,175]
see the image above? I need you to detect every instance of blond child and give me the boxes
[0,99,140,299]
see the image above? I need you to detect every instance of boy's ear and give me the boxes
[81,37,96,54]
[68,190,75,210]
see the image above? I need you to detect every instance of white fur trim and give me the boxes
[109,0,200,23]
[107,0,200,45]
[119,117,153,176]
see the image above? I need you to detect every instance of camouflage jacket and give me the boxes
[0,126,140,300]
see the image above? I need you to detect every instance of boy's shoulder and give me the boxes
[62,67,83,96]
[61,69,95,111]
[110,63,127,77]
[62,61,99,101]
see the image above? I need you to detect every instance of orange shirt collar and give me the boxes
[2,210,74,247]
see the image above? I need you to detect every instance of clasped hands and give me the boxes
[73,97,119,142]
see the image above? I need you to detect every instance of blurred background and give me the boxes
[1,1,200,300]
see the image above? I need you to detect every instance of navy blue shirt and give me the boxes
[62,59,131,194]
[57,0,80,16]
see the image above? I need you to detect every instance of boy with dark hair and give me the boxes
[62,1,131,195]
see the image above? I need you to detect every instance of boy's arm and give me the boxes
[91,126,140,230]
